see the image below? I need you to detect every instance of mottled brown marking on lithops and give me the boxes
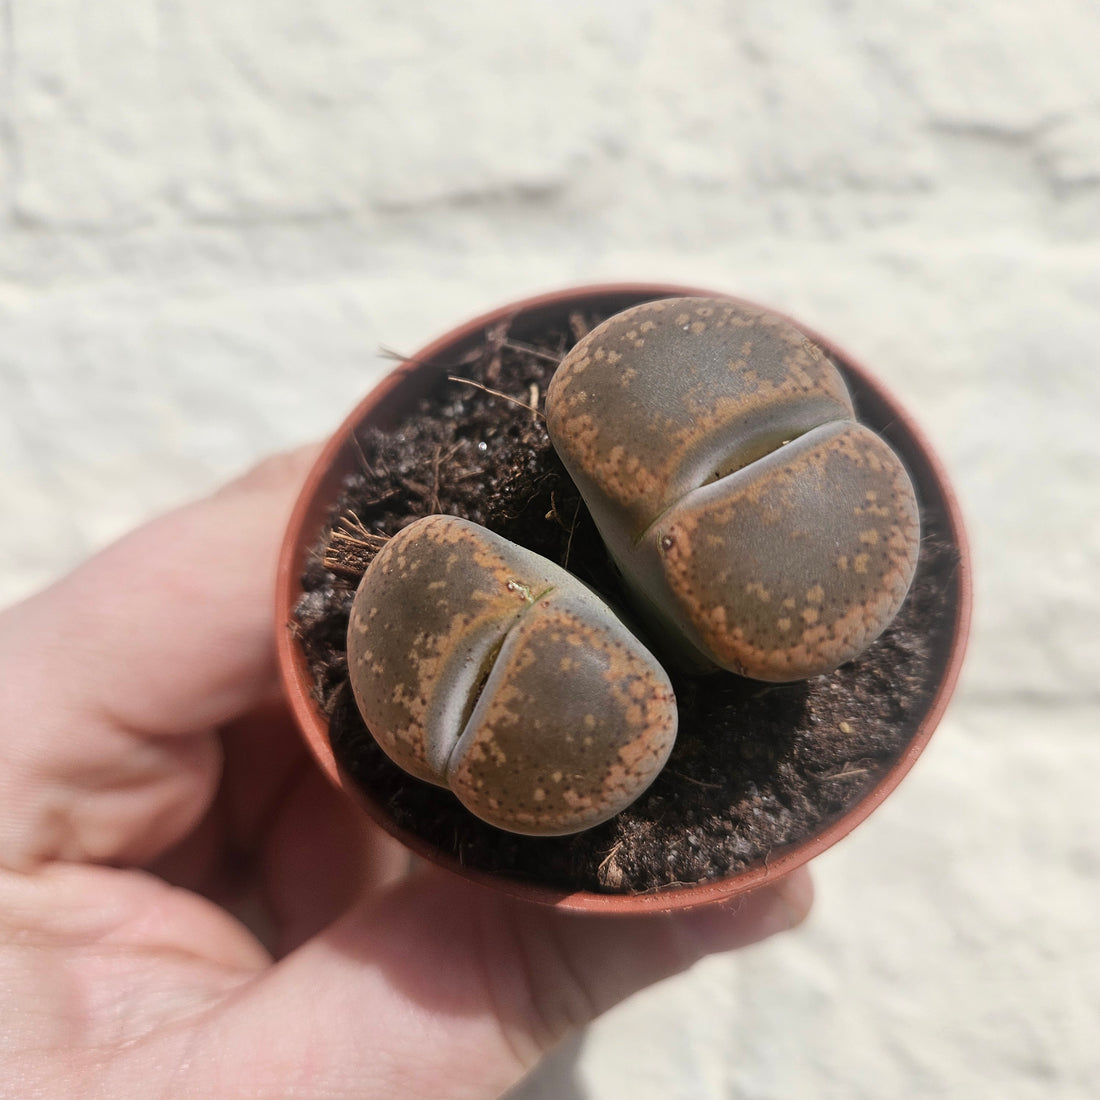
[346,515,563,784]
[654,422,919,680]
[447,591,677,835]
[347,515,677,835]
[546,297,855,543]
[545,295,921,680]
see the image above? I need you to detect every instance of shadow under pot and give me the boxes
[276,283,971,914]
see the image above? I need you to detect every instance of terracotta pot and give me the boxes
[275,283,971,914]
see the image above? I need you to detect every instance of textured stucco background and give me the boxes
[2,3,1098,1097]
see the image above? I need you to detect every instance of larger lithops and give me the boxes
[545,297,920,682]
[346,514,677,836]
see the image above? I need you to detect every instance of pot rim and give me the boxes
[275,281,972,914]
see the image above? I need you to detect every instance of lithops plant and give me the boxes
[545,297,921,682]
[346,514,677,836]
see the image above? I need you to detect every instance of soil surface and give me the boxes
[292,304,961,895]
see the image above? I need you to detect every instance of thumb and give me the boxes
[180,866,812,1099]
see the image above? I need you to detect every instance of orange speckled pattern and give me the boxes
[346,515,554,784]
[448,590,677,835]
[346,515,677,834]
[546,297,855,541]
[655,422,920,680]
[545,297,921,681]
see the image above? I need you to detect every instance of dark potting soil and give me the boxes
[292,307,962,896]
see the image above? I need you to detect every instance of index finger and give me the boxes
[0,446,319,869]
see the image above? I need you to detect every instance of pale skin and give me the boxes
[0,447,812,1099]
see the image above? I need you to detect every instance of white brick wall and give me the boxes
[2,3,1098,1096]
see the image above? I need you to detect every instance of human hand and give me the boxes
[0,447,812,1099]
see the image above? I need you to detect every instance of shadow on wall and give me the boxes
[503,1031,587,1100]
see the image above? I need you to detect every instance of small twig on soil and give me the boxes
[430,445,442,513]
[545,492,563,529]
[822,768,869,782]
[380,314,518,381]
[378,344,482,377]
[569,311,590,342]
[447,376,545,420]
[545,491,576,531]
[360,487,402,508]
[348,432,375,478]
[400,477,432,497]
[527,382,540,421]
[666,770,724,790]
[598,842,624,874]
[341,511,385,544]
[501,338,563,365]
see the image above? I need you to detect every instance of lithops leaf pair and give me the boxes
[347,514,677,836]
[545,297,920,682]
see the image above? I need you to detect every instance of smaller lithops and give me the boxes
[546,297,921,682]
[346,514,677,836]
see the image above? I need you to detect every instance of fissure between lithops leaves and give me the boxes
[440,585,558,778]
